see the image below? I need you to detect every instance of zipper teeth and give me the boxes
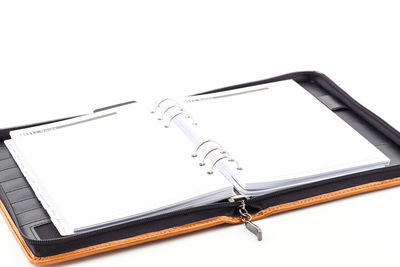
[26,201,239,245]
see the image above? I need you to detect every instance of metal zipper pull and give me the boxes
[244,221,262,241]
[229,196,263,241]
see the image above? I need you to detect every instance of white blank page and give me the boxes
[6,103,233,235]
[181,80,390,193]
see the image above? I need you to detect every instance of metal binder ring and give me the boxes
[207,156,242,175]
[151,98,180,114]
[158,104,184,121]
[164,112,196,128]
[192,139,223,158]
[199,147,229,166]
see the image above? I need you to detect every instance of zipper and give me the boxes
[229,195,262,241]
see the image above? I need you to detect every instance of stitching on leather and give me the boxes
[0,157,12,162]
[0,176,23,184]
[2,176,400,264]
[16,207,42,216]
[7,197,36,207]
[0,175,24,184]
[5,186,29,194]
[10,196,36,205]
[0,166,17,173]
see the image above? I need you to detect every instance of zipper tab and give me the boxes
[229,195,263,241]
[244,221,262,241]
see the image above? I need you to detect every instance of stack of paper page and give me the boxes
[5,104,234,235]
[174,80,391,195]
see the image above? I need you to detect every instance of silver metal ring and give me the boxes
[207,156,242,175]
[199,147,228,166]
[192,139,223,158]
[151,98,180,114]
[158,105,184,120]
[164,112,196,128]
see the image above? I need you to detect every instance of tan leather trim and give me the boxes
[2,176,400,265]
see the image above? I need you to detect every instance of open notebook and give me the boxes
[5,80,390,236]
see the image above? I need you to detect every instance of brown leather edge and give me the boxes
[2,176,400,265]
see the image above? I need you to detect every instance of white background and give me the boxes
[0,1,399,266]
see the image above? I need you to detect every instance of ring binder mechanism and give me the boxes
[192,139,223,158]
[158,104,184,120]
[199,147,228,166]
[151,98,180,114]
[151,99,241,175]
[192,139,242,174]
[207,156,242,175]
[151,98,197,128]
[164,111,196,128]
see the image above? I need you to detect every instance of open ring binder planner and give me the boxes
[1,71,400,265]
